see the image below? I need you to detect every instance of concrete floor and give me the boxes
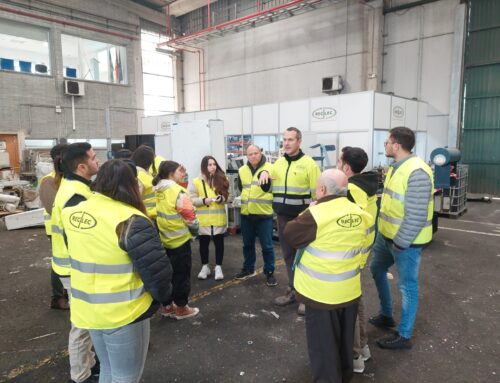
[0,201,499,383]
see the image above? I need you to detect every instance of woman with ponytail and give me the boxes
[189,156,230,281]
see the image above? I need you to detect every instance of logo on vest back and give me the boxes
[69,212,97,229]
[337,214,362,228]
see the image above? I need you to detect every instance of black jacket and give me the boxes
[347,171,379,202]
[119,215,173,321]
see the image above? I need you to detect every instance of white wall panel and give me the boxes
[417,102,428,132]
[374,93,391,130]
[253,104,279,134]
[217,108,242,135]
[178,112,195,122]
[310,96,341,132]
[242,107,252,134]
[390,97,407,129]
[382,41,419,98]
[426,115,448,159]
[339,132,371,168]
[338,91,373,132]
[421,35,453,115]
[194,111,217,120]
[405,100,418,131]
[279,99,310,133]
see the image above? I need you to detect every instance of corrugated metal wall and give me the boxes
[461,0,500,194]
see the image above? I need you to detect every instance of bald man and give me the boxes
[283,169,373,383]
[235,145,277,286]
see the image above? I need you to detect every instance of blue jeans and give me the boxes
[241,215,275,274]
[370,234,422,338]
[89,319,150,383]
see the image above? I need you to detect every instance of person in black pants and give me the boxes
[189,156,230,281]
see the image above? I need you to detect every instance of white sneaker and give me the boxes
[198,264,211,280]
[361,344,371,361]
[214,265,224,281]
[353,355,365,373]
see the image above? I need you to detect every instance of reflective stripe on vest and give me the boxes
[293,197,372,305]
[239,162,273,215]
[51,178,92,276]
[156,183,192,249]
[193,177,227,227]
[157,211,181,220]
[379,212,432,227]
[62,193,153,329]
[273,197,312,205]
[70,259,135,274]
[297,263,360,282]
[305,245,363,260]
[137,169,156,219]
[378,156,434,245]
[271,156,320,206]
[71,286,146,304]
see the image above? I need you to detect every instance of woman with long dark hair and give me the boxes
[61,160,173,383]
[154,161,200,319]
[189,155,230,281]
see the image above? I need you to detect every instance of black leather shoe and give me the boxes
[376,333,412,349]
[369,314,396,329]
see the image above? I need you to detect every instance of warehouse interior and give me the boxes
[0,0,499,382]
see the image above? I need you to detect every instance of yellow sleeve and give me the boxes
[309,160,321,200]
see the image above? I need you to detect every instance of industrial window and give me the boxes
[0,18,51,75]
[141,28,175,116]
[24,139,56,149]
[61,34,127,84]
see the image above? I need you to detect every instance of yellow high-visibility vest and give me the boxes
[378,156,434,245]
[40,170,55,236]
[51,177,92,276]
[294,197,372,305]
[156,183,192,249]
[192,177,227,227]
[138,169,157,219]
[62,193,153,329]
[239,162,273,216]
[271,154,320,214]
[149,155,166,177]
[348,182,377,268]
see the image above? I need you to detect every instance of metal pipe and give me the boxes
[158,0,314,47]
[0,5,138,40]
[207,0,211,28]
[383,0,441,15]
[71,96,76,131]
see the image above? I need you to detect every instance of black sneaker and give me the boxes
[235,269,257,280]
[265,273,278,287]
[368,314,396,329]
[376,332,412,349]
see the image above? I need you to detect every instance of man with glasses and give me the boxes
[369,127,434,349]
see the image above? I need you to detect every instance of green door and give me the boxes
[461,0,500,194]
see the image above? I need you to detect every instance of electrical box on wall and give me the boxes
[322,75,343,94]
[64,80,85,96]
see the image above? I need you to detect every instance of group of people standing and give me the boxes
[39,125,433,383]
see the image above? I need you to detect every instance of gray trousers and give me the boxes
[353,292,368,357]
[305,303,358,383]
[277,214,296,289]
[60,277,96,383]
